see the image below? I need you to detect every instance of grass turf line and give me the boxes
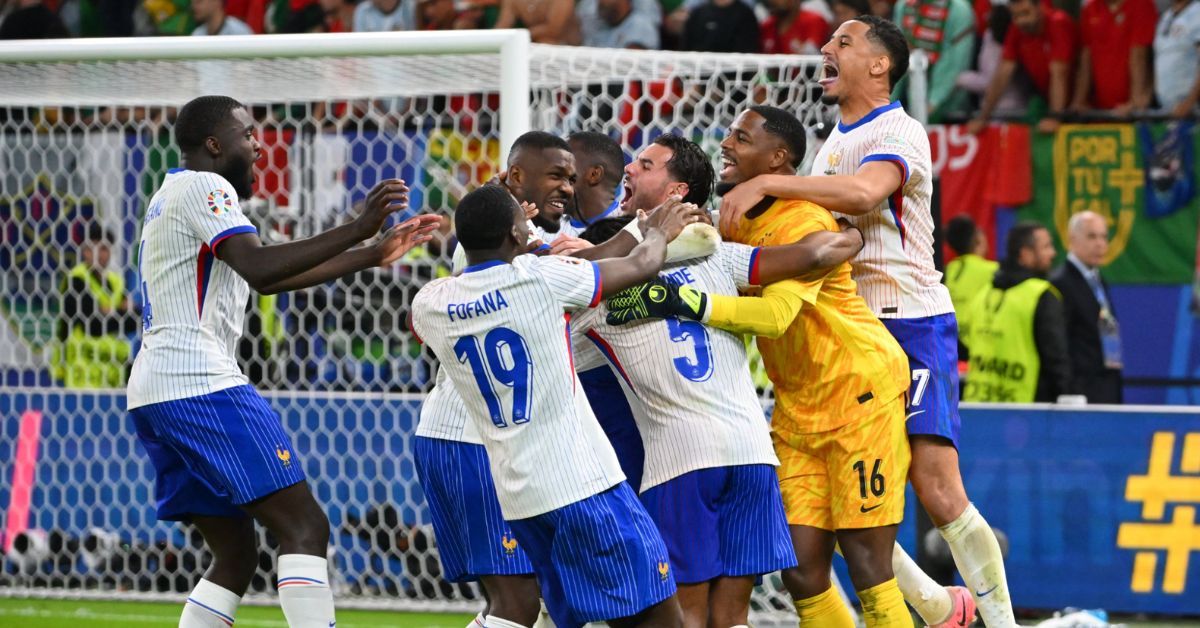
[0,597,477,628]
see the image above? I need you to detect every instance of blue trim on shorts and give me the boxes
[639,465,796,584]
[509,483,675,627]
[412,436,534,582]
[882,313,962,447]
[129,385,306,521]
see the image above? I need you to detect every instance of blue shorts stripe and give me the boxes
[129,385,305,521]
[509,483,675,627]
[412,436,533,582]
[640,465,795,583]
[883,313,962,447]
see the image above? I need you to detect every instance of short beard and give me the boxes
[222,155,254,199]
[820,92,838,106]
[715,181,737,197]
[532,213,560,234]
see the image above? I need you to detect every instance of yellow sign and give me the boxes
[1117,432,1200,594]
[1052,125,1140,265]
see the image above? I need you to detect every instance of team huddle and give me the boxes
[129,16,1020,628]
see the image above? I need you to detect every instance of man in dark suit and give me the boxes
[1050,211,1123,403]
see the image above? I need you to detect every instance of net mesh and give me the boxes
[0,40,833,623]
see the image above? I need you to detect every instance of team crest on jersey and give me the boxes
[657,561,670,581]
[207,189,234,215]
[501,534,519,555]
[276,446,292,467]
[825,151,842,175]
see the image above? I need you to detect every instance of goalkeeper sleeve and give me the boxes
[704,281,807,339]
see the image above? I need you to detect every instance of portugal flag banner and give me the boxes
[1020,123,1200,285]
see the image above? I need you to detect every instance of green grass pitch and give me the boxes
[0,598,477,628]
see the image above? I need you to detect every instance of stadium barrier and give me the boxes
[3,390,1199,617]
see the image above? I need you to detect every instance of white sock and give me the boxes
[939,504,1017,627]
[485,615,529,628]
[892,543,954,625]
[277,553,336,628]
[468,612,486,628]
[180,578,240,628]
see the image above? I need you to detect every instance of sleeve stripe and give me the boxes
[748,247,762,285]
[860,153,910,185]
[209,225,257,257]
[589,262,603,308]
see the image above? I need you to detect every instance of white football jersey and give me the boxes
[411,254,625,519]
[127,169,257,409]
[571,243,778,491]
[812,101,954,319]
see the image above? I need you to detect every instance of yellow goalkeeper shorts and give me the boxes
[773,392,910,531]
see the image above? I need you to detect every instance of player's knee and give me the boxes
[780,565,830,600]
[911,473,968,526]
[277,509,331,555]
[838,541,894,591]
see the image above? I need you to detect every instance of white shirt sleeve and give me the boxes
[182,172,257,256]
[860,130,923,185]
[716,242,761,289]
[535,256,602,310]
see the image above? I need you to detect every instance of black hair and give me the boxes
[454,184,521,251]
[1004,221,1047,269]
[652,134,714,208]
[987,4,1012,44]
[945,215,978,256]
[854,15,909,90]
[747,105,808,170]
[568,131,626,186]
[175,96,245,153]
[84,223,115,245]
[508,131,571,166]
[578,215,636,246]
[833,0,871,16]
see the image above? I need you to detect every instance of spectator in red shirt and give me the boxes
[1070,0,1157,114]
[761,0,830,54]
[968,0,1076,134]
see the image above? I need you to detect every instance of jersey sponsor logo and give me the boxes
[206,189,234,215]
[276,446,293,467]
[657,560,670,581]
[501,533,519,555]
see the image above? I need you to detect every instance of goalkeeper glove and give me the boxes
[605,278,710,326]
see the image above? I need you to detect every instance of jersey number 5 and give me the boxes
[454,327,533,428]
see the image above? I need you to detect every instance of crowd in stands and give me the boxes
[2,0,1197,122]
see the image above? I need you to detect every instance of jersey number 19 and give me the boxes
[454,327,533,428]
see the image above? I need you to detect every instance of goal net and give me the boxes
[0,31,839,622]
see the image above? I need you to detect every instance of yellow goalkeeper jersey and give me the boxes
[725,198,909,435]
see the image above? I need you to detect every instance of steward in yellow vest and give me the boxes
[944,215,998,338]
[961,222,1074,403]
[54,227,138,388]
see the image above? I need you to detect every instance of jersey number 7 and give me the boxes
[454,327,533,428]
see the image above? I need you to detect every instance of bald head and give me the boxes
[1067,211,1109,268]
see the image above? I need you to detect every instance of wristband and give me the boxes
[621,218,645,243]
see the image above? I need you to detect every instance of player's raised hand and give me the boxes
[605,278,709,326]
[359,179,410,237]
[520,200,538,221]
[373,214,442,267]
[549,234,594,256]
[717,177,768,238]
[642,195,704,242]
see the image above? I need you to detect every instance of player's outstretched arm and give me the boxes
[593,199,701,296]
[253,216,440,294]
[605,277,809,339]
[752,220,864,285]
[717,162,903,235]
[219,179,412,293]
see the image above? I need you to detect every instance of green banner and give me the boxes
[1019,124,1198,284]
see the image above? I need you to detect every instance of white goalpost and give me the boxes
[0,30,885,623]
